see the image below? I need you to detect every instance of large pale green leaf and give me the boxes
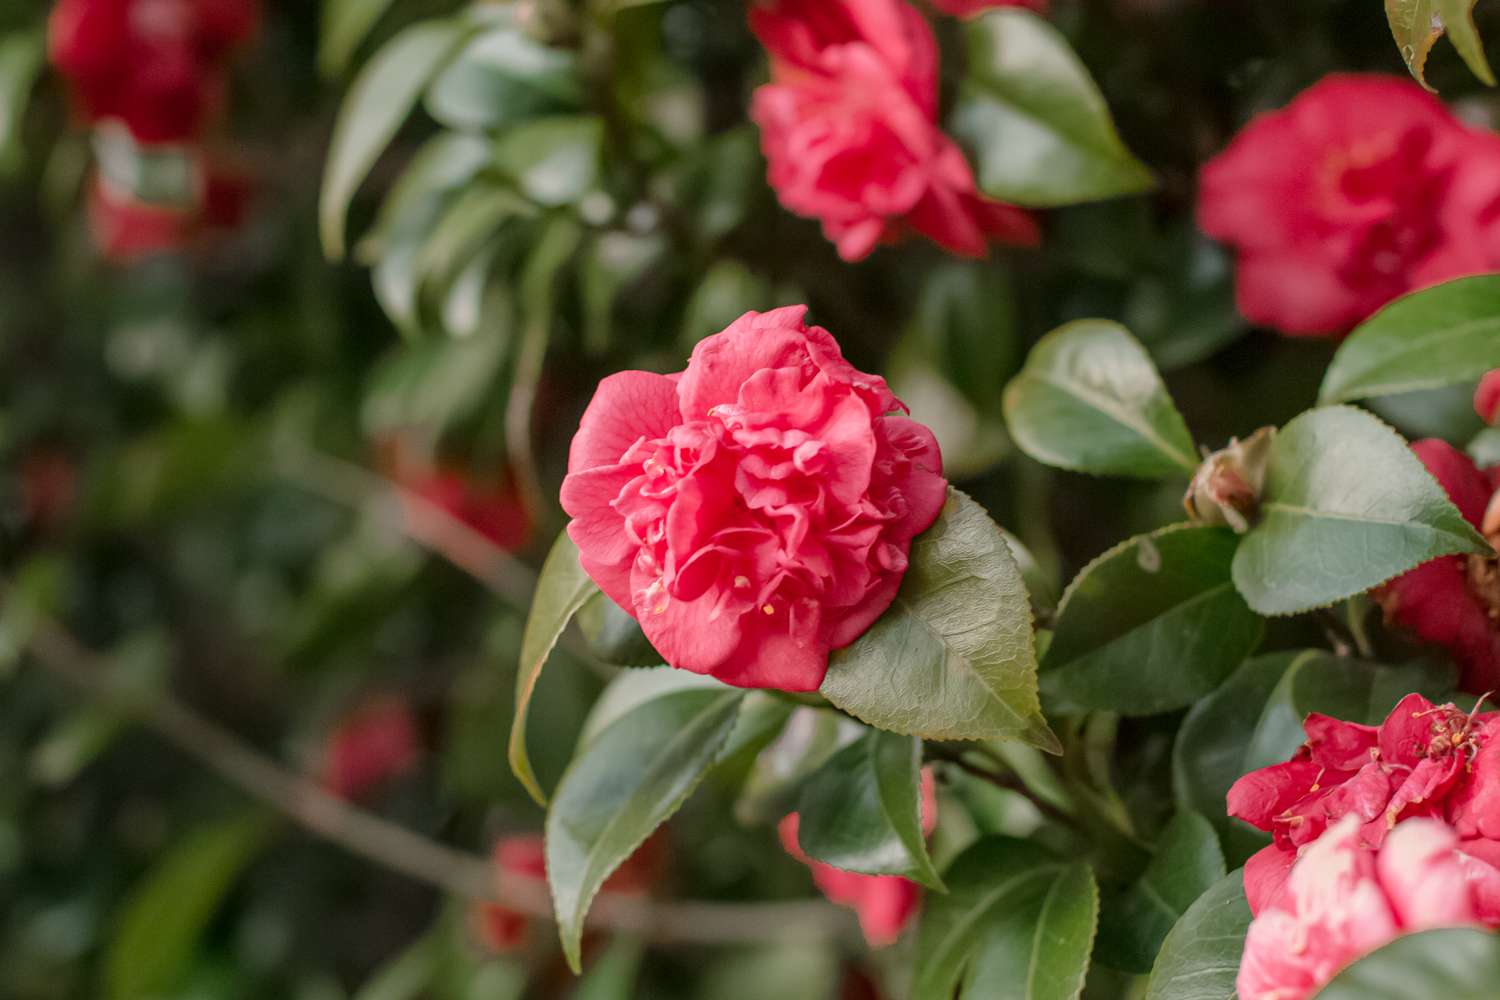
[319,18,476,259]
[1041,524,1263,715]
[319,0,400,77]
[104,813,272,1000]
[1318,927,1500,998]
[424,24,582,131]
[1231,406,1490,615]
[1095,813,1226,973]
[821,489,1057,751]
[1004,321,1198,479]
[794,729,942,889]
[952,10,1154,207]
[547,687,745,972]
[509,532,599,805]
[914,838,1096,1000]
[1143,871,1250,1000]
[1320,275,1500,404]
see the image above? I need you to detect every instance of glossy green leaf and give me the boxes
[914,838,1095,1000]
[953,9,1154,207]
[576,592,661,667]
[1143,871,1250,1000]
[794,729,942,889]
[320,18,476,259]
[1042,524,1263,715]
[104,814,272,1000]
[425,24,582,131]
[1320,275,1500,403]
[1438,0,1497,85]
[1231,406,1490,616]
[821,489,1057,751]
[1318,927,1500,999]
[1388,0,1445,88]
[547,687,745,971]
[510,532,598,805]
[1004,321,1198,479]
[494,116,603,207]
[737,709,863,825]
[1095,812,1226,973]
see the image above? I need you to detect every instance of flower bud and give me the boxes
[1183,427,1274,534]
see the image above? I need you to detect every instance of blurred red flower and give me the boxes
[930,0,1048,15]
[321,696,420,801]
[1198,75,1500,336]
[1478,371,1500,426]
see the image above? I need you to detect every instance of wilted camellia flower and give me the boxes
[1198,75,1500,336]
[560,307,947,691]
[1228,692,1500,916]
[1373,441,1500,693]
[1237,816,1500,1000]
[778,769,937,947]
[748,0,1037,261]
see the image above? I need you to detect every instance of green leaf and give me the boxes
[0,30,44,175]
[1042,524,1263,715]
[1004,320,1198,479]
[1231,405,1490,616]
[509,532,598,805]
[1318,927,1500,999]
[1143,871,1250,1000]
[1320,275,1500,404]
[576,592,662,667]
[493,116,604,207]
[547,687,745,972]
[320,18,476,259]
[953,9,1154,207]
[794,729,942,889]
[319,0,400,77]
[914,838,1096,1000]
[1388,0,1445,88]
[424,24,583,131]
[821,489,1057,751]
[1095,813,1226,974]
[1439,0,1497,85]
[104,813,272,1000]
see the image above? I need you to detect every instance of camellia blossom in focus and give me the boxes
[320,696,420,800]
[1236,816,1500,1000]
[559,307,947,691]
[1373,441,1500,693]
[778,769,937,947]
[748,0,1037,261]
[1198,74,1500,336]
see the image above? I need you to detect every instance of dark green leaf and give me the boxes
[320,18,478,258]
[425,24,583,131]
[1231,406,1490,616]
[510,532,598,805]
[737,709,862,825]
[953,10,1154,207]
[794,730,942,889]
[576,592,662,667]
[914,838,1095,1000]
[1042,524,1263,715]
[821,489,1057,751]
[1004,320,1198,479]
[104,814,272,1000]
[1318,927,1500,999]
[1320,275,1500,404]
[1095,813,1226,973]
[547,687,745,971]
[1143,871,1250,1000]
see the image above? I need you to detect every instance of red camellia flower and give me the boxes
[1237,816,1500,1000]
[748,0,1037,262]
[1374,440,1500,693]
[930,0,1048,15]
[1198,74,1500,336]
[1478,371,1500,426]
[320,696,420,800]
[560,307,947,691]
[49,0,259,144]
[778,769,937,947]
[1227,692,1500,916]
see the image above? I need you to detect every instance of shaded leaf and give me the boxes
[319,0,400,77]
[425,23,583,131]
[0,30,44,175]
[1143,871,1250,1000]
[494,116,603,207]
[1319,927,1500,999]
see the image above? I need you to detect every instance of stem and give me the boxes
[926,744,1075,829]
[15,602,846,946]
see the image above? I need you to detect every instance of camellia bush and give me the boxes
[7,0,1500,997]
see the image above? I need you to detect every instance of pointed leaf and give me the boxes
[1004,321,1198,479]
[547,687,745,971]
[1318,927,1500,999]
[1388,0,1444,88]
[424,23,583,131]
[1231,406,1490,616]
[953,9,1154,206]
[795,729,943,889]
[509,532,599,805]
[1041,524,1264,715]
[1439,0,1497,85]
[960,862,1098,1000]
[1143,871,1250,1000]
[1320,275,1500,404]
[821,489,1057,751]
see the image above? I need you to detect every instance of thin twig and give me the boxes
[16,604,846,946]
[925,745,1075,828]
